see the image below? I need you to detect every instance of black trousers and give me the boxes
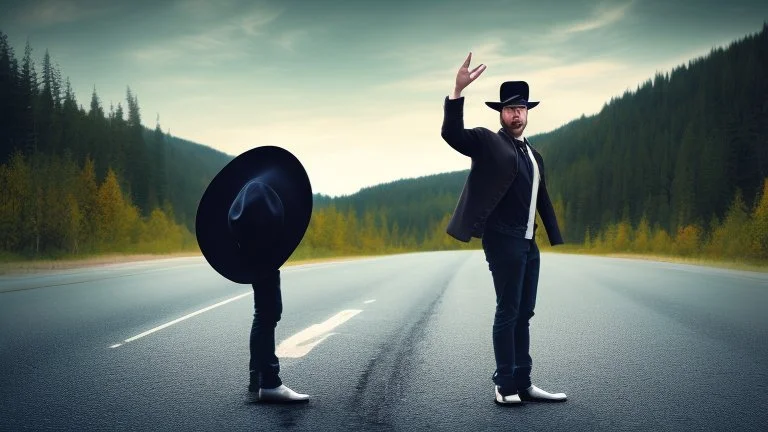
[249,269,283,389]
[481,229,540,394]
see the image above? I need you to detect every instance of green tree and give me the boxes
[632,216,651,253]
[0,152,31,251]
[649,227,673,255]
[749,179,768,259]
[614,219,633,252]
[674,224,702,256]
[705,190,750,260]
[96,168,138,250]
[125,87,151,213]
[76,157,99,252]
[20,41,38,154]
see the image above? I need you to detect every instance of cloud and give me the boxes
[13,0,115,27]
[552,1,634,36]
[273,29,309,51]
[372,35,560,94]
[374,49,597,95]
[238,7,283,36]
[127,3,298,64]
[370,1,636,98]
[130,29,235,64]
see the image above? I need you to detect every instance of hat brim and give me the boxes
[195,146,313,284]
[485,101,539,111]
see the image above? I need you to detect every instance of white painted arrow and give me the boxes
[276,309,362,358]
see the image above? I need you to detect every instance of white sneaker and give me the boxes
[494,385,522,405]
[519,384,567,402]
[258,384,310,403]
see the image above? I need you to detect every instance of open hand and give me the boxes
[455,52,486,94]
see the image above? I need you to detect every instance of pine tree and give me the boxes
[674,224,702,256]
[649,227,673,255]
[124,87,151,213]
[0,31,19,161]
[152,116,167,206]
[20,41,38,154]
[615,219,633,252]
[706,190,750,260]
[96,168,137,250]
[76,157,99,252]
[749,179,768,259]
[633,216,651,253]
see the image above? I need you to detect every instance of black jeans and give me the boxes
[481,229,540,394]
[249,269,283,389]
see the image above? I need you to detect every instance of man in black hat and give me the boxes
[196,145,312,403]
[441,53,567,405]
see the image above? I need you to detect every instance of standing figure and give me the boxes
[196,145,312,403]
[441,53,567,405]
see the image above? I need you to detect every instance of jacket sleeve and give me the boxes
[535,155,565,246]
[440,96,486,158]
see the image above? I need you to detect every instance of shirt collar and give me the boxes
[500,128,525,142]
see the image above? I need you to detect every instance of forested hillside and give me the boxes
[534,24,767,246]
[0,31,232,258]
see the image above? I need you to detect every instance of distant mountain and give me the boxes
[152,132,232,229]
[314,171,469,244]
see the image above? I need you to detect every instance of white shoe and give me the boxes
[258,384,310,403]
[519,384,567,402]
[494,385,522,405]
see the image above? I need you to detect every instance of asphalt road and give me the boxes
[0,251,766,431]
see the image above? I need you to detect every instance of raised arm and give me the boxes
[441,52,488,158]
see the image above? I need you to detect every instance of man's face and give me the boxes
[500,105,528,137]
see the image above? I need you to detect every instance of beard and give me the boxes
[501,117,527,137]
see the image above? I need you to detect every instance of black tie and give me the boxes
[517,139,532,176]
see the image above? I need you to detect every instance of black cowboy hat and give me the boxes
[195,146,312,284]
[485,81,540,111]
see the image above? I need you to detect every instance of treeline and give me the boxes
[0,152,196,259]
[314,171,468,243]
[581,180,768,263]
[534,23,768,258]
[0,30,230,259]
[0,33,169,213]
[296,171,568,258]
[293,204,479,260]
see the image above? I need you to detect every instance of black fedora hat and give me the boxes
[485,81,540,111]
[195,146,312,284]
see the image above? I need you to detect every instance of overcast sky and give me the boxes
[1,0,766,196]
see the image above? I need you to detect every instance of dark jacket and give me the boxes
[440,96,564,245]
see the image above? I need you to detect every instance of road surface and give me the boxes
[0,251,766,431]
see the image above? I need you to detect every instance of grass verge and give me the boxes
[1,248,765,275]
[0,252,375,276]
[544,245,767,273]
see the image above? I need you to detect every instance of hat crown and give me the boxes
[500,81,529,103]
[227,180,284,257]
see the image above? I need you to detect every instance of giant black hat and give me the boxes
[195,146,312,284]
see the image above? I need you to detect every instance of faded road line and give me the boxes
[109,291,252,348]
